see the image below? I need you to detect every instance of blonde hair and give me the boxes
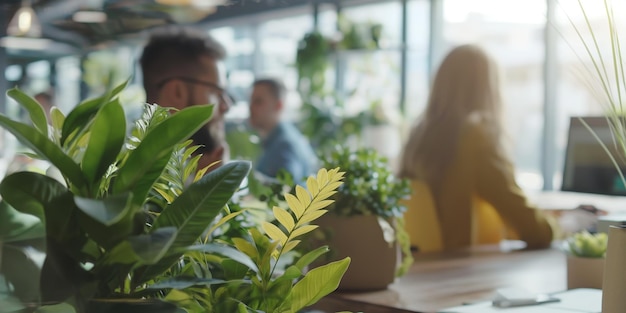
[399,45,504,189]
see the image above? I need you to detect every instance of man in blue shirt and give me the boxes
[249,78,317,184]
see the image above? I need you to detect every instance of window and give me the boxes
[258,14,314,119]
[405,0,431,120]
[211,26,256,120]
[443,0,547,190]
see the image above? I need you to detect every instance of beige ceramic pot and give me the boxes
[316,214,397,291]
[566,255,604,289]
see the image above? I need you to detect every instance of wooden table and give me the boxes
[310,245,567,313]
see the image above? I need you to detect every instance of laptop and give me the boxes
[561,116,626,196]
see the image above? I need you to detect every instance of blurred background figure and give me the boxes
[140,26,232,172]
[34,90,54,122]
[398,45,559,252]
[249,78,316,184]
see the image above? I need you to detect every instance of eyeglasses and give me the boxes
[156,76,235,107]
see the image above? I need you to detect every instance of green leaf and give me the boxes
[60,96,104,147]
[101,227,177,265]
[0,201,45,242]
[282,240,300,254]
[7,88,48,137]
[74,192,133,226]
[187,243,259,273]
[60,79,128,147]
[152,161,251,250]
[0,171,67,222]
[222,259,250,279]
[299,209,328,225]
[50,107,65,132]
[273,206,295,232]
[0,116,87,190]
[148,277,228,289]
[290,257,351,312]
[232,238,259,259]
[113,105,215,199]
[263,222,287,245]
[82,98,126,184]
[277,265,302,280]
[291,225,318,239]
[134,162,252,286]
[294,246,329,272]
[285,194,304,218]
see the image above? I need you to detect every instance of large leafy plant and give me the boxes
[157,168,351,313]
[0,83,250,312]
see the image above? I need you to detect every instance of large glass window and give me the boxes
[443,0,547,190]
[405,0,431,121]
[258,14,314,119]
[211,25,256,120]
[337,1,404,165]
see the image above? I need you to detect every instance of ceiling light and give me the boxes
[155,0,227,9]
[72,11,108,23]
[7,0,41,38]
[0,37,52,50]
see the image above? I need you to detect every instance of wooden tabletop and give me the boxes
[310,244,567,313]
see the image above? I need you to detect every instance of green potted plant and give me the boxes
[156,168,351,313]
[0,83,352,313]
[0,82,250,312]
[315,146,412,291]
[563,231,607,289]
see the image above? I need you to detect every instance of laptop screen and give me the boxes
[562,117,626,196]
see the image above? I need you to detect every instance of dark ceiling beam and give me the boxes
[198,0,314,23]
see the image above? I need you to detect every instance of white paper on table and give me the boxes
[439,288,601,313]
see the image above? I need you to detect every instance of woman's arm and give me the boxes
[470,126,557,249]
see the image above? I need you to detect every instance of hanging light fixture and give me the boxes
[155,0,227,10]
[7,0,42,38]
[153,0,227,23]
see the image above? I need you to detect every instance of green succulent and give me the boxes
[565,231,608,258]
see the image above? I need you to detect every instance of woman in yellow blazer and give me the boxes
[398,45,557,252]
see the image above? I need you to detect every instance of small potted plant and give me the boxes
[563,231,607,289]
[315,146,413,291]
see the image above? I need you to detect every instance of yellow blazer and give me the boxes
[403,121,556,252]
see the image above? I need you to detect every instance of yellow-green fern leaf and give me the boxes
[291,225,318,239]
[295,185,312,208]
[306,176,319,195]
[305,200,334,214]
[285,193,305,218]
[282,240,301,254]
[316,168,328,186]
[263,222,288,245]
[299,210,328,225]
[273,206,295,232]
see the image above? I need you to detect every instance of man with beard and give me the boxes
[140,26,231,172]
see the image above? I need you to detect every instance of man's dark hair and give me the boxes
[253,78,287,102]
[140,26,226,103]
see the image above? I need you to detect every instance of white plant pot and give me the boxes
[602,226,626,312]
[566,255,604,289]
